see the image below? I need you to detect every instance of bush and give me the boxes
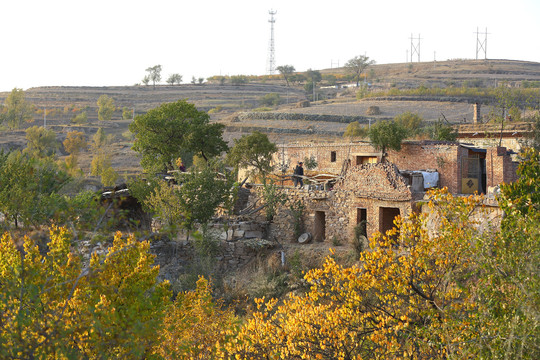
[343,121,368,138]
[71,111,88,124]
[259,93,281,107]
[366,106,381,115]
[394,111,423,137]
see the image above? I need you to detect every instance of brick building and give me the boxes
[265,140,517,243]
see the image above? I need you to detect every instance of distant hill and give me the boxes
[322,59,540,87]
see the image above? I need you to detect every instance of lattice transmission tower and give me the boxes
[475,27,488,60]
[410,33,421,62]
[267,10,277,75]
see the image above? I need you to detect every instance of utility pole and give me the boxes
[266,10,277,75]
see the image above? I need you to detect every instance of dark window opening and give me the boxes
[330,151,337,162]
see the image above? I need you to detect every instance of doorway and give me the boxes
[356,208,367,237]
[379,207,400,236]
[314,211,326,242]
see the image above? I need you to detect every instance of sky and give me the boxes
[1,0,539,91]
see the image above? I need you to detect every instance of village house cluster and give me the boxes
[255,140,518,243]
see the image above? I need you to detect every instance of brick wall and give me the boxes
[275,140,516,195]
[485,146,518,187]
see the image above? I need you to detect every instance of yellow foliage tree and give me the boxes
[224,189,488,359]
[155,277,239,359]
[0,226,170,359]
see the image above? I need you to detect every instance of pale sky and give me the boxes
[1,0,539,91]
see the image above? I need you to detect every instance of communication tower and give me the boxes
[267,10,277,75]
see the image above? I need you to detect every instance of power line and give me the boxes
[267,10,277,75]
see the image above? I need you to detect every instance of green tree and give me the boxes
[226,131,277,184]
[142,75,150,86]
[425,119,457,141]
[145,65,162,89]
[1,88,34,129]
[305,69,322,100]
[122,106,133,120]
[343,121,368,138]
[63,130,87,176]
[90,128,118,186]
[71,110,88,124]
[146,160,233,235]
[97,94,115,121]
[259,93,281,107]
[368,120,407,159]
[276,65,295,87]
[129,100,228,173]
[345,55,375,87]
[472,148,540,358]
[24,126,58,158]
[230,75,248,86]
[0,152,70,228]
[394,111,423,137]
[531,113,540,151]
[166,73,183,85]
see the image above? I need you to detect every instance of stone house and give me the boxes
[265,140,517,243]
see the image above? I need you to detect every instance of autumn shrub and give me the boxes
[366,105,381,115]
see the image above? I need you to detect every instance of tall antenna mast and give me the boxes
[267,9,277,75]
[475,27,488,60]
[410,33,421,62]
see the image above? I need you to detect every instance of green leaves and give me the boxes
[0,151,71,228]
[368,119,408,155]
[130,100,227,173]
[226,131,277,183]
[96,94,115,121]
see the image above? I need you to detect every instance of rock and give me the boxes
[219,229,235,241]
[244,230,263,239]
[298,232,312,244]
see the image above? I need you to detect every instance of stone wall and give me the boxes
[267,163,414,244]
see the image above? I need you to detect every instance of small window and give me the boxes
[331,151,336,162]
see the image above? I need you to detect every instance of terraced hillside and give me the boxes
[0,59,538,174]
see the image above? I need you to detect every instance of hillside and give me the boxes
[0,59,539,175]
